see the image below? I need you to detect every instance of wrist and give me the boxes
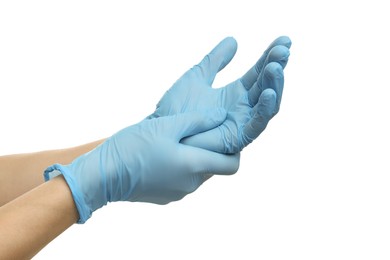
[44,164,92,224]
[44,138,121,223]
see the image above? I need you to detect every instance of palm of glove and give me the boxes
[153,74,252,153]
[148,36,291,154]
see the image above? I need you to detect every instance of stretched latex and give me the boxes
[148,36,291,153]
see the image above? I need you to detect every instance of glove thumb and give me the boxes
[196,37,238,85]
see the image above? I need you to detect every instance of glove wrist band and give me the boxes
[44,164,92,224]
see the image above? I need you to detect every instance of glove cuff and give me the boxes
[44,164,92,224]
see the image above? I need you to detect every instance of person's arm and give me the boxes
[0,139,104,206]
[0,175,78,260]
[0,109,238,258]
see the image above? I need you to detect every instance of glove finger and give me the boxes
[173,108,227,140]
[181,127,225,153]
[247,46,288,107]
[181,147,240,176]
[242,89,276,146]
[193,37,238,85]
[240,36,291,90]
[166,148,239,198]
[262,63,284,116]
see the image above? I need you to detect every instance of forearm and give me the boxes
[0,139,104,206]
[0,175,78,259]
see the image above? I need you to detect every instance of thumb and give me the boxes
[172,108,227,140]
[195,37,238,85]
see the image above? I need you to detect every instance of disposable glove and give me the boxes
[147,36,291,153]
[44,109,239,223]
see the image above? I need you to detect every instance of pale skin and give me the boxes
[0,175,78,259]
[0,139,104,206]
[0,140,103,259]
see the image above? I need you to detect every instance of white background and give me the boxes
[1,1,389,259]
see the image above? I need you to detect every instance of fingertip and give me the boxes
[217,37,238,69]
[229,153,240,174]
[260,88,277,109]
[274,35,292,48]
[215,36,238,55]
[267,46,290,69]
[224,36,237,46]
[270,45,290,59]
[203,152,240,176]
[261,88,277,99]
[200,37,238,82]
[264,62,284,79]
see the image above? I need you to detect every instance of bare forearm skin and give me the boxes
[0,175,78,259]
[0,139,104,206]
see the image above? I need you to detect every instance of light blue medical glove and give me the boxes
[147,36,291,153]
[44,109,239,223]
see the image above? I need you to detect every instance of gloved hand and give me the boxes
[147,36,291,153]
[44,109,239,223]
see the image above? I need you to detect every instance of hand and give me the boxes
[44,109,239,223]
[147,36,291,153]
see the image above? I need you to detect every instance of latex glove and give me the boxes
[44,109,238,223]
[147,36,291,153]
